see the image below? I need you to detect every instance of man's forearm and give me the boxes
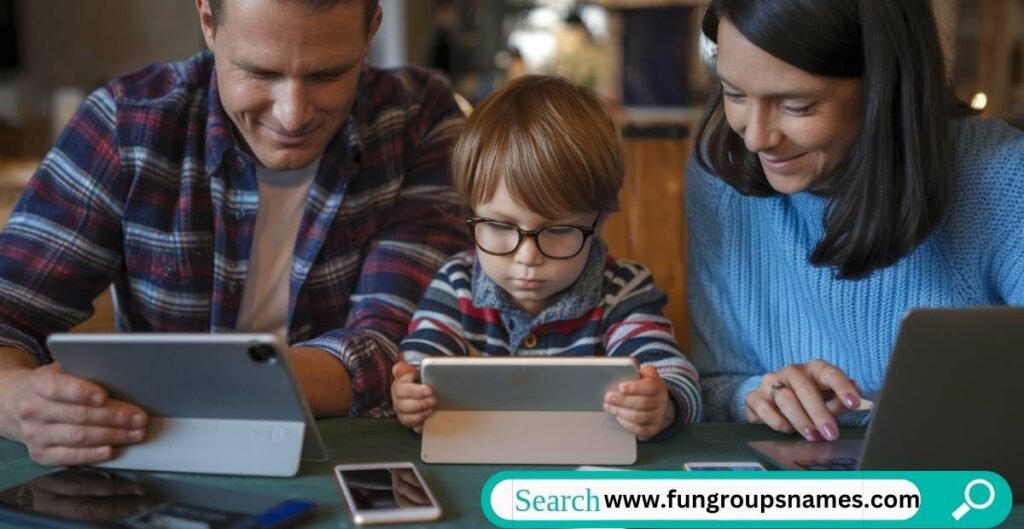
[0,346,36,371]
[286,347,352,417]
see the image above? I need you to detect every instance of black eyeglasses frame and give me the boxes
[465,213,600,260]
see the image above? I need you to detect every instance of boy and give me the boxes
[391,76,702,439]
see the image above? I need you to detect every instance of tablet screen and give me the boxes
[0,468,315,528]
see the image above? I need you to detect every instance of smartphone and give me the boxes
[683,461,766,471]
[0,468,316,529]
[333,462,442,525]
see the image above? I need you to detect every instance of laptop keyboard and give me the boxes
[794,457,859,470]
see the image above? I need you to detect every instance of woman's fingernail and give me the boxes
[820,423,838,441]
[802,428,822,442]
[129,430,144,441]
[844,393,859,408]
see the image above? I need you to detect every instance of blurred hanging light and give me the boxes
[970,92,988,111]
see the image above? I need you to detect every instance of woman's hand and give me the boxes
[744,360,861,441]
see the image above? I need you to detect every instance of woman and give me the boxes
[688,0,1024,440]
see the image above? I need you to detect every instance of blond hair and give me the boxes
[451,75,623,219]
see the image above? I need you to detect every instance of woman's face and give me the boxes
[716,19,864,194]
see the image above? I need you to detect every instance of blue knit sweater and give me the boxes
[686,118,1024,423]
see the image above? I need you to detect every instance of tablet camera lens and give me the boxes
[248,344,278,364]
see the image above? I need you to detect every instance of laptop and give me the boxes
[47,333,327,477]
[748,307,1024,500]
[419,357,638,465]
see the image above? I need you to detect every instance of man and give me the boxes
[0,0,470,466]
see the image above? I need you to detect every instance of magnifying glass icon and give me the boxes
[952,479,995,520]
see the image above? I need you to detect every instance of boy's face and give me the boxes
[472,182,599,316]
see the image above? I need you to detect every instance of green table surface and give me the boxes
[0,419,1020,528]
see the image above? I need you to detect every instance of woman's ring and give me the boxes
[769,381,787,402]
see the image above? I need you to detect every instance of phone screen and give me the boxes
[0,468,315,528]
[685,462,766,471]
[338,466,437,512]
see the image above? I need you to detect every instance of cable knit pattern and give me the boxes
[686,118,1024,423]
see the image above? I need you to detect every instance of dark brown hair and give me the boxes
[209,0,379,29]
[696,0,970,279]
[451,75,623,219]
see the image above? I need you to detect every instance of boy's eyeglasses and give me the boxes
[466,214,600,260]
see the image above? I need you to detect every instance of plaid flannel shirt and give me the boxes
[0,51,471,416]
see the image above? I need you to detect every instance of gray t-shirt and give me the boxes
[236,157,320,337]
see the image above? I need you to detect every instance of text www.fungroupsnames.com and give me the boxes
[515,487,920,514]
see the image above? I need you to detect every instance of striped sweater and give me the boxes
[400,240,703,430]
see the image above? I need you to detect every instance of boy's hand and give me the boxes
[603,366,672,440]
[391,361,435,433]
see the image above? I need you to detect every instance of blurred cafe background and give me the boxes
[0,0,1021,345]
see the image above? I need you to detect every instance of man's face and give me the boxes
[199,0,380,170]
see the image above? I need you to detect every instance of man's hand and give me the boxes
[0,351,148,467]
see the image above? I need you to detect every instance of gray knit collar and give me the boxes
[471,239,607,329]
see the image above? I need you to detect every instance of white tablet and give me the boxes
[419,356,639,411]
[418,357,639,465]
[46,333,327,477]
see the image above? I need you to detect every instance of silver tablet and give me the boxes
[46,333,327,477]
[419,357,639,465]
[420,356,639,411]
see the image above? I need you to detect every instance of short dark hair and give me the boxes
[209,0,379,29]
[695,0,971,279]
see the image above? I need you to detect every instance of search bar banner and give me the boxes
[482,470,1012,528]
